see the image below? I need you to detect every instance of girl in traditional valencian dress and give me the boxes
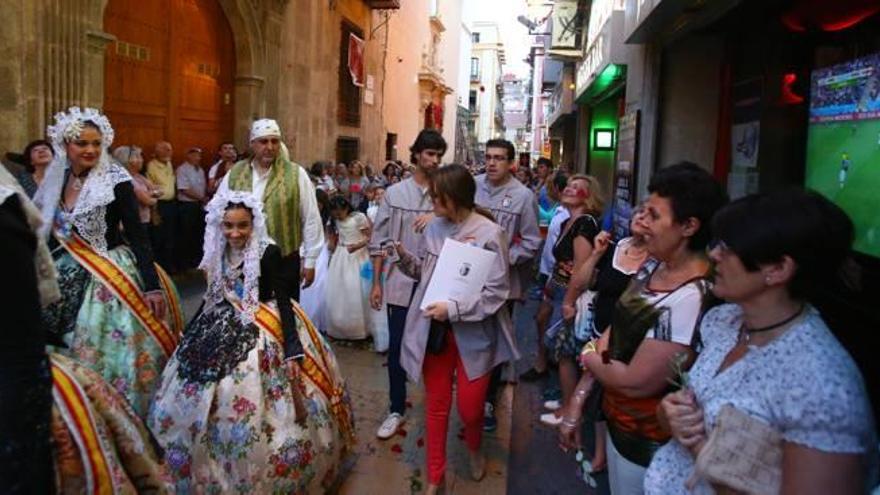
[33,107,182,419]
[148,190,355,493]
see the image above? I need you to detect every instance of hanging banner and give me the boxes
[551,0,579,50]
[348,33,365,87]
[612,110,639,240]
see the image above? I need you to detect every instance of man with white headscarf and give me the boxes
[217,118,323,299]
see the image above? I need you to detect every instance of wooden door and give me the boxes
[104,0,235,165]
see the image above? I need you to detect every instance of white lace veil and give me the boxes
[200,189,273,325]
[33,106,131,253]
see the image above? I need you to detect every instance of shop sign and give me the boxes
[551,0,579,50]
[587,0,623,44]
[612,110,639,239]
[575,1,624,99]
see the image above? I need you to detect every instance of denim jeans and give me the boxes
[387,303,410,414]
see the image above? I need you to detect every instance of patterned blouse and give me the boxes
[644,304,877,494]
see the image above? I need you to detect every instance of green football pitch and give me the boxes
[805,119,880,258]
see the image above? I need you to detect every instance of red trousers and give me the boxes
[422,332,491,484]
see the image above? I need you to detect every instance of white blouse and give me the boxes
[644,304,876,494]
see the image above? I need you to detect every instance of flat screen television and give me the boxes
[804,52,880,258]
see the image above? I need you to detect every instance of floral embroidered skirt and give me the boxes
[50,353,172,494]
[45,246,172,419]
[148,302,355,493]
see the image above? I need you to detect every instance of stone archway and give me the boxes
[8,0,284,155]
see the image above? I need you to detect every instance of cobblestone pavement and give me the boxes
[176,272,607,494]
[176,272,510,494]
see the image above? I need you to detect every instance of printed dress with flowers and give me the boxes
[50,353,173,494]
[148,244,355,494]
[42,178,181,419]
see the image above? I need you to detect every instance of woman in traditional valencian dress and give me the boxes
[149,190,355,493]
[33,107,182,419]
[1,166,171,494]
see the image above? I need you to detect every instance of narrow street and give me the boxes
[175,274,604,495]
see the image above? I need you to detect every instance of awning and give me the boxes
[626,0,743,44]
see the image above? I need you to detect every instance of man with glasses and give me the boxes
[475,139,541,431]
[217,118,323,300]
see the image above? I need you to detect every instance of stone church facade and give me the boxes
[0,0,391,166]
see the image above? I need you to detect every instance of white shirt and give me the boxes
[217,160,324,269]
[176,162,206,203]
[539,206,570,276]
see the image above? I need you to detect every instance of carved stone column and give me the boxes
[234,75,266,145]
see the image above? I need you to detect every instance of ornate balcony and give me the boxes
[366,0,400,9]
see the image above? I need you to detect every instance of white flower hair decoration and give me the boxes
[46,106,115,153]
[200,189,273,325]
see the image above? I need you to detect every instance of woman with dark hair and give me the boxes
[149,191,354,492]
[311,160,337,194]
[393,164,519,494]
[34,107,181,419]
[561,162,728,494]
[325,195,374,340]
[15,139,55,197]
[381,161,399,186]
[645,189,876,495]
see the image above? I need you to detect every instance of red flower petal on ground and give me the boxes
[390,444,403,454]
[398,428,407,437]
[456,432,465,440]
[405,401,413,409]
[417,438,424,448]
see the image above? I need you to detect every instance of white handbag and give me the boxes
[572,289,597,342]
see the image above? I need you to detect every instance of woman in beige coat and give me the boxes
[393,164,519,494]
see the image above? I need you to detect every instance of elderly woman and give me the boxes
[566,162,728,494]
[15,139,55,197]
[644,189,876,495]
[113,145,160,228]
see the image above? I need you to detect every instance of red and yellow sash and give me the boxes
[58,232,178,357]
[51,356,116,495]
[232,298,355,444]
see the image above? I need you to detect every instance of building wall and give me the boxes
[439,0,463,158]
[0,0,392,169]
[383,0,430,160]
[657,35,724,171]
[278,0,385,166]
[472,22,504,147]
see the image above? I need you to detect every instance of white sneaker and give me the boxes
[540,412,563,427]
[543,399,561,411]
[376,412,404,440]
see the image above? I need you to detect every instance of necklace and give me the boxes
[70,169,90,191]
[739,304,805,344]
[624,244,647,259]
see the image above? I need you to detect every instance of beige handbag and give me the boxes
[692,404,783,495]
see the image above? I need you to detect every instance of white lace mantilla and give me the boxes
[33,106,130,253]
[200,190,273,325]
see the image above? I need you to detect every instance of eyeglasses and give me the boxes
[484,154,507,162]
